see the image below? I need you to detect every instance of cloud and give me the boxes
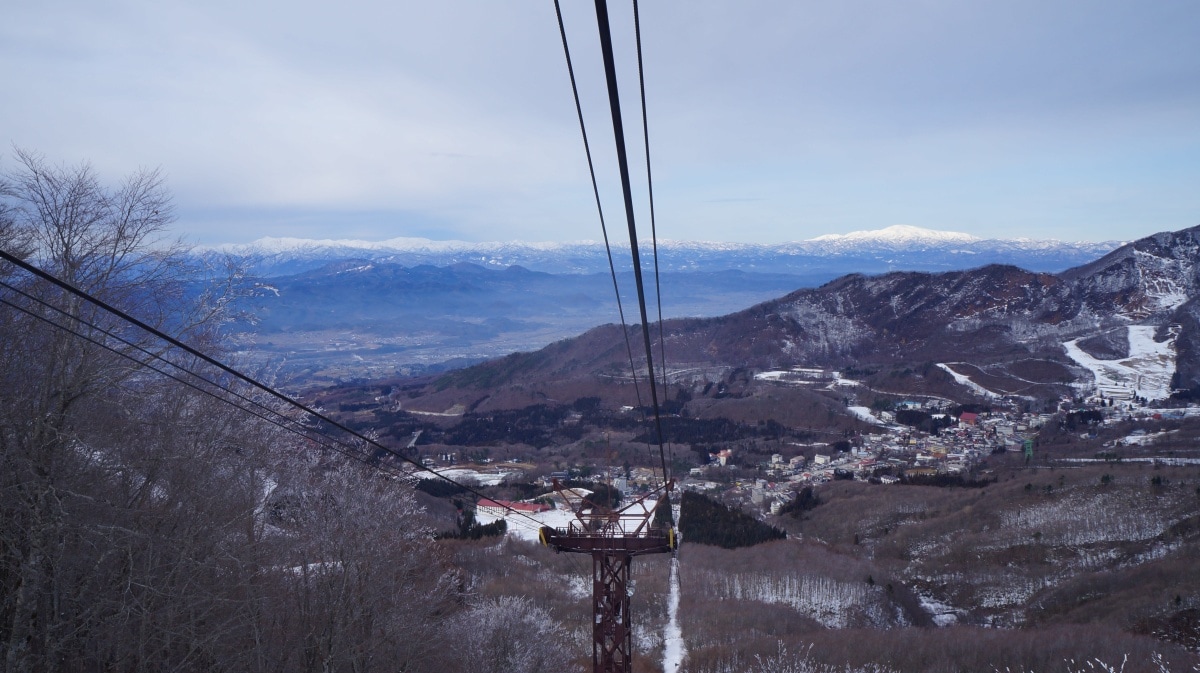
[3,0,1198,244]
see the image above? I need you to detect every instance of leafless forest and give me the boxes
[0,153,571,673]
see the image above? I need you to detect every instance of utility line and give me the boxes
[0,284,548,537]
[0,277,414,473]
[0,250,550,533]
[632,0,667,392]
[0,279,313,434]
[0,282,452,493]
[0,293,405,481]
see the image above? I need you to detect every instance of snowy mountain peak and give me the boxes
[199,226,1120,278]
[808,225,980,245]
[216,236,476,254]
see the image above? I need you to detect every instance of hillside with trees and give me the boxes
[3,152,1199,673]
[0,152,575,673]
[679,492,786,549]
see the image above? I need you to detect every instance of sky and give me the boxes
[3,0,1199,246]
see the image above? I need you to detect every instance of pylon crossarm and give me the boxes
[619,478,671,535]
[551,478,673,542]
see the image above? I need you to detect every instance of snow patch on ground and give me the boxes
[756,368,866,391]
[1001,492,1170,545]
[977,580,1045,609]
[1063,325,1178,400]
[937,363,1001,399]
[475,505,577,542]
[847,406,886,425]
[417,467,516,487]
[1059,456,1200,466]
[755,370,792,382]
[662,557,686,672]
[917,593,961,627]
[1119,430,1173,446]
[711,573,889,628]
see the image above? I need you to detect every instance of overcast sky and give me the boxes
[3,1,1199,246]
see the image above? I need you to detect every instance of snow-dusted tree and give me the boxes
[259,455,459,673]
[0,150,463,673]
[0,150,251,672]
[448,595,577,673]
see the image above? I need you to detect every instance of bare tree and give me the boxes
[257,455,461,673]
[0,149,239,672]
[0,151,473,673]
[446,595,577,673]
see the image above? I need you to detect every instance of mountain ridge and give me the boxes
[412,224,1200,406]
[205,226,1120,277]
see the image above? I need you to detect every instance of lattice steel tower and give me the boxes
[541,481,675,673]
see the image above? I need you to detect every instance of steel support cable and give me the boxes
[631,0,676,474]
[0,278,407,463]
[591,0,673,507]
[552,0,661,472]
[0,283,442,483]
[0,250,551,532]
[0,280,439,495]
[549,0,657,477]
[0,288,550,537]
[0,294,405,481]
[0,279,315,433]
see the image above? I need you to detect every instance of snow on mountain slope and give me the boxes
[1063,325,1179,401]
[1134,249,1195,315]
[936,364,1003,400]
[202,227,1119,277]
[847,406,887,426]
[216,235,593,255]
[221,227,1107,258]
[809,224,980,245]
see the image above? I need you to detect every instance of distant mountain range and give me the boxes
[212,226,1137,385]
[209,225,1119,277]
[402,224,1200,409]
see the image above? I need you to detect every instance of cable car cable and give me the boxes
[591,0,673,510]
[0,294,408,480]
[0,287,551,536]
[552,0,646,415]
[632,0,677,475]
[0,250,552,531]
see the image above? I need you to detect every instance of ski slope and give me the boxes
[1063,325,1178,401]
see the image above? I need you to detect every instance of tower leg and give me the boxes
[592,552,633,673]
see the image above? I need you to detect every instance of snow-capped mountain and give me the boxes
[212,225,1136,383]
[423,225,1200,400]
[807,224,981,245]
[206,226,1118,277]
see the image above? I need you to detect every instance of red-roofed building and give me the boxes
[477,499,551,520]
[959,412,979,426]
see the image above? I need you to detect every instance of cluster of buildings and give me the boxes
[681,405,1054,515]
